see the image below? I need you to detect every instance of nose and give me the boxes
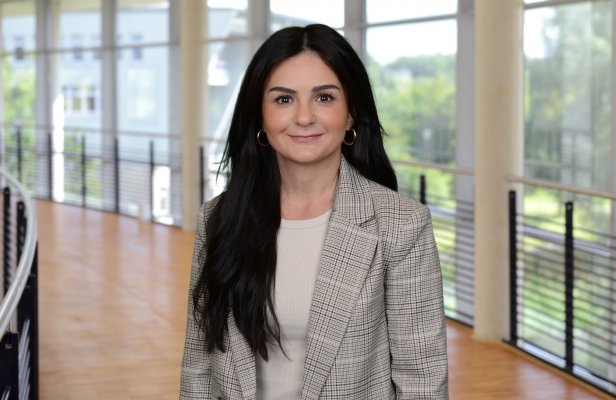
[294,100,316,126]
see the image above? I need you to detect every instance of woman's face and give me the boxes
[261,52,353,169]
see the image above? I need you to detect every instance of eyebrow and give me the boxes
[267,84,341,94]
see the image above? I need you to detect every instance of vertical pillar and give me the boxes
[101,0,118,212]
[344,0,366,59]
[169,0,182,224]
[473,0,524,341]
[180,0,204,230]
[49,0,64,203]
[35,0,51,198]
[455,0,475,322]
[608,0,616,389]
[248,0,269,46]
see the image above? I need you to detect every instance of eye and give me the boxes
[274,95,293,104]
[316,93,334,102]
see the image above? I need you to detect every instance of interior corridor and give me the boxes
[36,201,609,399]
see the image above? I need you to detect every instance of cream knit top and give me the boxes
[256,210,331,400]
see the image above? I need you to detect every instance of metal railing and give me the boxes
[1,122,183,226]
[507,178,616,397]
[391,159,476,326]
[0,168,39,400]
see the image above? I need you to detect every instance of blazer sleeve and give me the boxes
[180,203,212,399]
[385,203,449,399]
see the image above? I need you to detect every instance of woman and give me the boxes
[181,24,448,399]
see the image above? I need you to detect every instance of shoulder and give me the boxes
[197,195,223,227]
[361,179,435,264]
[338,158,432,237]
[193,195,223,252]
[365,178,431,229]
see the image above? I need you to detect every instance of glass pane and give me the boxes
[52,0,101,49]
[2,53,35,124]
[367,20,457,172]
[367,0,456,23]
[117,46,169,134]
[2,0,36,53]
[207,0,248,38]
[524,1,612,191]
[206,40,251,141]
[203,39,252,199]
[1,52,36,187]
[270,0,344,31]
[54,51,102,129]
[117,0,169,45]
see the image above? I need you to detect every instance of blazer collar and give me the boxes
[331,156,375,226]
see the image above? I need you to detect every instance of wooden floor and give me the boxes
[36,201,610,399]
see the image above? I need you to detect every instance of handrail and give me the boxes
[390,158,475,176]
[507,174,616,201]
[1,120,183,139]
[0,120,225,144]
[0,168,38,337]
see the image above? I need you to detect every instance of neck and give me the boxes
[278,155,341,220]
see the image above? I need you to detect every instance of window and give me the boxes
[524,1,612,192]
[367,0,456,22]
[270,0,344,30]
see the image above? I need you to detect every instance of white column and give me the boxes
[180,0,204,231]
[608,0,616,389]
[455,0,475,322]
[249,0,269,47]
[473,0,524,341]
[35,0,51,198]
[101,0,118,211]
[48,0,66,202]
[344,0,366,59]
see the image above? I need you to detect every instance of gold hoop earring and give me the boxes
[256,130,270,147]
[343,129,357,146]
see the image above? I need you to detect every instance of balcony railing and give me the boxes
[391,159,476,326]
[507,177,616,397]
[0,168,39,400]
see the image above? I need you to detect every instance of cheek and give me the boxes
[262,106,288,132]
[326,108,352,132]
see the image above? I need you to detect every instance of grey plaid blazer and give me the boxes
[180,157,449,399]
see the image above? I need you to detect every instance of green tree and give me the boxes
[1,54,36,185]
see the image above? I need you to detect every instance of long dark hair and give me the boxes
[193,24,397,360]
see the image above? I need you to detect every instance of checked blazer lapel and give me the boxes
[300,158,379,400]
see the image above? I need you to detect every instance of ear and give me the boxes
[346,114,354,130]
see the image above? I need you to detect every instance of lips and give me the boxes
[289,134,322,142]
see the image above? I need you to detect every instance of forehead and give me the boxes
[265,52,342,88]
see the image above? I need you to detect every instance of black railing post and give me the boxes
[149,141,155,222]
[16,126,23,183]
[0,332,19,400]
[3,187,11,295]
[199,145,204,206]
[16,201,25,265]
[48,132,53,200]
[114,137,120,213]
[564,201,574,372]
[420,174,426,205]
[81,136,87,207]
[509,190,518,344]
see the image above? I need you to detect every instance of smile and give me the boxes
[289,134,323,142]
